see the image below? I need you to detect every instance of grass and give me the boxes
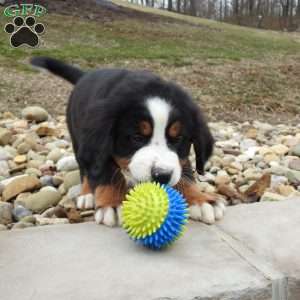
[0,9,299,69]
[0,5,299,122]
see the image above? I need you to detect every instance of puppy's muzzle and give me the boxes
[151,167,173,185]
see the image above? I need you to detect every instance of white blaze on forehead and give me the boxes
[146,97,171,144]
[127,96,181,186]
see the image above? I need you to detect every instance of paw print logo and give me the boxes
[4,16,45,48]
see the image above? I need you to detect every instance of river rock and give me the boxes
[2,175,41,201]
[15,189,62,213]
[0,128,12,146]
[261,192,286,202]
[14,155,27,164]
[0,160,9,177]
[289,159,300,171]
[286,170,300,185]
[47,148,64,162]
[21,106,49,123]
[12,204,32,221]
[64,170,80,190]
[291,144,300,157]
[0,148,13,161]
[271,144,289,156]
[25,168,42,177]
[67,184,81,200]
[40,175,54,187]
[57,156,78,172]
[17,142,31,154]
[277,184,296,196]
[0,202,12,225]
[35,215,69,226]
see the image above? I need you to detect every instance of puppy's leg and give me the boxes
[76,176,95,210]
[89,166,127,227]
[176,161,226,224]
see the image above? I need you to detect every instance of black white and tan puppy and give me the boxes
[31,57,225,227]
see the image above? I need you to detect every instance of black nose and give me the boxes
[151,168,172,184]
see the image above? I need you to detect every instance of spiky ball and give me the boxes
[122,182,189,250]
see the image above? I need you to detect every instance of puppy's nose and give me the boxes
[151,168,172,185]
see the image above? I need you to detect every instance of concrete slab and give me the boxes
[217,198,300,300]
[0,222,272,300]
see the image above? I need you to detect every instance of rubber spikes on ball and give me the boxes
[122,182,189,250]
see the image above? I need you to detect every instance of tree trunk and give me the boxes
[177,0,181,12]
[190,0,197,15]
[168,0,173,11]
[183,0,187,13]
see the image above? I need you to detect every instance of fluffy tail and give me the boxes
[31,56,84,85]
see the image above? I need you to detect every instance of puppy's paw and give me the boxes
[76,193,95,210]
[95,207,122,227]
[189,200,226,224]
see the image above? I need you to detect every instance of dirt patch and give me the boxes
[1,57,299,125]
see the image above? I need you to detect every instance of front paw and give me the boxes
[189,200,226,224]
[76,193,95,209]
[94,205,122,227]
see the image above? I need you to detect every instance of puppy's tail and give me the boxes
[31,56,84,85]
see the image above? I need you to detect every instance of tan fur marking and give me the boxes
[114,157,130,170]
[81,176,92,195]
[94,180,127,208]
[168,121,182,138]
[175,179,217,205]
[139,120,152,136]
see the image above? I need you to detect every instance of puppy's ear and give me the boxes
[192,107,214,175]
[77,100,115,179]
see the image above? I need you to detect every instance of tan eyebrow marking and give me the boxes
[139,120,152,136]
[168,121,182,138]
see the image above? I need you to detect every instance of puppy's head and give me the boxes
[84,71,214,187]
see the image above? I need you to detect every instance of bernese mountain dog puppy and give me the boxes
[31,57,225,227]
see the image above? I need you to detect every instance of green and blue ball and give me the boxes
[122,182,189,250]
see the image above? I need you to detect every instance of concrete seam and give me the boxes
[210,225,288,300]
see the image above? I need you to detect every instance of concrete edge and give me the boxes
[210,226,288,300]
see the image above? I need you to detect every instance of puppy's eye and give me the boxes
[131,134,147,144]
[168,135,183,145]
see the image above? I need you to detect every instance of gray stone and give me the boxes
[0,202,12,225]
[52,175,63,187]
[287,170,300,185]
[0,128,12,146]
[57,156,78,172]
[25,168,42,177]
[0,160,9,177]
[16,189,62,213]
[0,147,12,160]
[12,205,32,221]
[40,175,54,187]
[289,159,300,171]
[67,184,81,200]
[21,106,49,123]
[47,148,64,163]
[64,170,80,190]
[35,216,69,226]
[291,144,300,157]
[260,191,286,202]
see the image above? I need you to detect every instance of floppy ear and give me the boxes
[192,108,214,175]
[77,100,116,180]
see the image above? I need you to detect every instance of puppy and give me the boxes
[31,57,225,226]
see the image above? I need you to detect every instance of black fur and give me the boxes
[31,57,214,189]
